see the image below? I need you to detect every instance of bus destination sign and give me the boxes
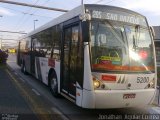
[91,10,147,26]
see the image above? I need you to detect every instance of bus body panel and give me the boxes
[76,82,83,107]
[92,73,155,90]
[83,43,94,91]
[82,89,95,108]
[35,57,61,88]
[94,89,155,109]
[35,57,49,84]
[54,61,61,93]
[78,89,156,109]
[23,55,31,73]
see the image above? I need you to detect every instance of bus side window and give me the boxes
[52,50,60,60]
[51,25,61,60]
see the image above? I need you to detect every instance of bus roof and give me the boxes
[20,4,146,40]
[27,5,85,38]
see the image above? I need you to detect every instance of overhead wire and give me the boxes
[17,0,51,32]
[0,0,52,40]
[95,0,116,4]
[0,0,40,41]
[104,0,116,4]
[95,0,104,3]
[14,0,40,31]
[0,6,52,18]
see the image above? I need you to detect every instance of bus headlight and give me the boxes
[92,76,107,89]
[93,80,100,88]
[93,76,101,89]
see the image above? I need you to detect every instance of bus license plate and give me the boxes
[123,93,136,99]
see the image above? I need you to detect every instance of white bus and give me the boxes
[17,4,157,109]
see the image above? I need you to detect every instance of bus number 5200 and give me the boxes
[137,77,149,83]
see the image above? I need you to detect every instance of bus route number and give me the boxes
[137,77,149,83]
[92,10,102,19]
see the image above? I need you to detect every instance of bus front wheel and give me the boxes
[49,72,59,97]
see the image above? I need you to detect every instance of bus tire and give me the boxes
[49,72,59,97]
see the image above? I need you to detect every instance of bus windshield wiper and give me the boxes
[104,20,126,45]
[104,20,128,54]
[133,25,140,50]
[95,22,100,45]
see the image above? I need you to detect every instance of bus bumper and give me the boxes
[81,89,156,109]
[95,89,156,108]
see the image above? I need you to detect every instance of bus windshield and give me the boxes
[90,21,155,73]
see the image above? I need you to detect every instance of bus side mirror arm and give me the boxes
[150,26,155,39]
[81,21,90,42]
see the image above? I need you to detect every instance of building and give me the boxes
[153,26,160,66]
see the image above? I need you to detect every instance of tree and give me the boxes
[0,49,8,65]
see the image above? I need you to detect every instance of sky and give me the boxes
[0,0,160,47]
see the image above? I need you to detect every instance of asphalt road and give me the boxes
[0,55,65,120]
[0,66,38,120]
[6,54,160,120]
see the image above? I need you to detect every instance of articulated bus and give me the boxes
[17,4,156,109]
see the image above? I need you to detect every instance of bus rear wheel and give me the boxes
[49,72,59,97]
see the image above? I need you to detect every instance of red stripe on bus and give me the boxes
[48,58,55,67]
[101,75,116,81]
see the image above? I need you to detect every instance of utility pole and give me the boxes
[81,0,83,5]
[34,19,38,30]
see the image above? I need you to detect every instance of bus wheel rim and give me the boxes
[51,78,57,91]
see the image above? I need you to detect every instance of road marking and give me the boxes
[6,69,50,120]
[32,89,41,96]
[51,107,69,120]
[20,78,25,82]
[14,72,18,75]
[13,72,25,83]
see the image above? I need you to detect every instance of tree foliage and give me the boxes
[0,49,8,64]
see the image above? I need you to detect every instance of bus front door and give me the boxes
[62,25,80,99]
